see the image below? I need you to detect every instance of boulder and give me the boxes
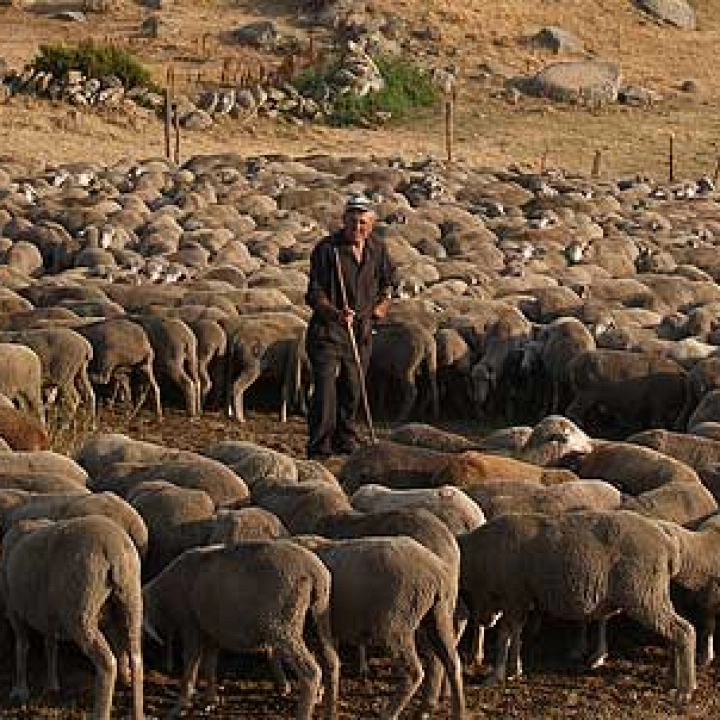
[636,0,696,29]
[522,60,621,106]
[531,26,584,54]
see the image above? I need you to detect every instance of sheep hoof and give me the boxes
[588,653,607,669]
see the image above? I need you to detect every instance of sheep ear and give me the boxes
[142,616,164,646]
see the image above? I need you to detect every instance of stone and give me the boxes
[522,60,621,106]
[234,21,278,49]
[636,0,696,29]
[180,108,214,130]
[51,10,87,21]
[531,26,584,54]
[618,84,662,106]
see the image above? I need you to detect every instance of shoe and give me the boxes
[331,439,360,456]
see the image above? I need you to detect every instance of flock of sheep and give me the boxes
[2,150,720,717]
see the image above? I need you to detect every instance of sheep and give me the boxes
[75,318,162,420]
[75,434,249,505]
[629,429,720,501]
[0,405,49,450]
[689,389,720,431]
[351,483,486,534]
[202,440,298,487]
[657,514,720,667]
[517,414,595,467]
[578,442,701,493]
[367,320,440,421]
[0,328,95,428]
[0,490,149,557]
[0,342,45,425]
[475,425,534,454]
[142,540,338,720]
[621,481,718,526]
[468,479,623,520]
[0,516,144,720]
[131,315,202,416]
[295,535,466,720]
[339,440,544,494]
[388,423,476,452]
[0,450,88,485]
[458,510,696,702]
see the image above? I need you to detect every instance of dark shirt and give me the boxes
[305,229,394,344]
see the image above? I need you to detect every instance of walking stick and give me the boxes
[333,247,377,444]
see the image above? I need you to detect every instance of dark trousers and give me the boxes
[307,336,371,456]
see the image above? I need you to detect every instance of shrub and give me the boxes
[31,41,157,91]
[293,53,440,127]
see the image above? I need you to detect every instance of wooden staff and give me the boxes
[333,248,377,444]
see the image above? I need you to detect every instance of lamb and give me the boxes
[350,483,486,534]
[517,415,595,467]
[458,510,696,702]
[202,440,298,488]
[388,423,476,452]
[295,535,466,720]
[142,540,338,720]
[0,516,144,720]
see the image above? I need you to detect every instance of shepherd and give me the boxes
[304,194,395,460]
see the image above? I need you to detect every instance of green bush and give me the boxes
[31,41,157,91]
[293,53,440,127]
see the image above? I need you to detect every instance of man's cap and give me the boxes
[345,194,374,213]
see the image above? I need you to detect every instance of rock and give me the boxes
[618,84,662,106]
[234,21,278,49]
[51,10,87,21]
[234,88,257,111]
[197,90,219,114]
[180,108,214,130]
[636,0,696,29]
[522,60,621,106]
[680,78,699,92]
[141,15,167,38]
[531,26,584,54]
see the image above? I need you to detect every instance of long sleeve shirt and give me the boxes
[305,229,395,344]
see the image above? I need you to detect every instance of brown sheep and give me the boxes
[0,406,49,450]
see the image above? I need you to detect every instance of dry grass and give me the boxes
[1,1,720,174]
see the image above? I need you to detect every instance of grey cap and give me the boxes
[345,194,374,213]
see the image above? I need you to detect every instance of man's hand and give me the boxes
[372,299,391,321]
[339,307,355,326]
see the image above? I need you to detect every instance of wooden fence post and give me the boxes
[591,148,602,178]
[669,132,675,182]
[164,65,173,162]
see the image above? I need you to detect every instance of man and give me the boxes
[304,194,394,460]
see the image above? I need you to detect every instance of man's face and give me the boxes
[343,209,375,246]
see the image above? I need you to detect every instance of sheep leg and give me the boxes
[485,614,524,685]
[382,635,424,720]
[9,617,30,704]
[58,383,82,431]
[275,638,322,720]
[142,360,163,420]
[395,375,418,423]
[76,365,97,429]
[312,600,340,720]
[76,628,117,720]
[200,648,220,706]
[506,625,523,679]
[698,611,715,667]
[588,615,611,669]
[267,649,291,696]
[419,600,466,720]
[229,366,261,424]
[45,636,60,692]
[173,632,202,717]
[631,603,696,703]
